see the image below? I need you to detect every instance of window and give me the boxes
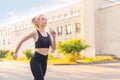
[66,25,72,34]
[57,26,62,35]
[3,39,5,45]
[76,23,80,32]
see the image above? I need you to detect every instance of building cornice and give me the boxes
[99,2,120,9]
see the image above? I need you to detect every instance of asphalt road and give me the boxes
[0,60,120,80]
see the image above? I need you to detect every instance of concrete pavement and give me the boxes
[0,60,120,80]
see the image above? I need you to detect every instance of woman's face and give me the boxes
[37,15,47,27]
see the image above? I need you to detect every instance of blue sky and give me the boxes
[0,0,80,25]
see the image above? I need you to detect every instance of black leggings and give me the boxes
[30,51,48,80]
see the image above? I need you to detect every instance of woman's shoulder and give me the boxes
[29,30,38,36]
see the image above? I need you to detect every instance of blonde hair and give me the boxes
[32,14,45,29]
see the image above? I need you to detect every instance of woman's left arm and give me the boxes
[50,30,56,50]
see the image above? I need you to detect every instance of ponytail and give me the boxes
[32,17,39,29]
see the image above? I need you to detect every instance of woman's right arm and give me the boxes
[13,31,36,60]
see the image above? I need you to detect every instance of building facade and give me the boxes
[0,0,120,57]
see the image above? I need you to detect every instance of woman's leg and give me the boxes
[30,55,44,80]
[41,55,48,76]
[41,61,47,76]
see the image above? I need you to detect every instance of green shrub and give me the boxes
[0,50,7,58]
[57,38,90,54]
[4,50,14,60]
[23,49,33,60]
[56,38,89,62]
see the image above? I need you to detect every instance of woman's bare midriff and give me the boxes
[35,48,49,56]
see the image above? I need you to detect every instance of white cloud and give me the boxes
[31,6,45,12]
[6,6,46,24]
[7,11,28,24]
[5,0,80,24]
[8,11,21,19]
[30,6,46,15]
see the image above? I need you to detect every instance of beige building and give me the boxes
[0,0,120,57]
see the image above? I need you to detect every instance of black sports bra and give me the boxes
[35,30,51,48]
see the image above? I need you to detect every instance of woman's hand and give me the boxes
[50,29,56,50]
[50,29,56,38]
[13,53,17,60]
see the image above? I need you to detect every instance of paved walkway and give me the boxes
[0,60,120,80]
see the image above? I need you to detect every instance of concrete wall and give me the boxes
[97,4,120,57]
[81,0,96,57]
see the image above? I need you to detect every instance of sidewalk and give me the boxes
[0,60,120,80]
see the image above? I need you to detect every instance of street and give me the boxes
[0,60,120,80]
